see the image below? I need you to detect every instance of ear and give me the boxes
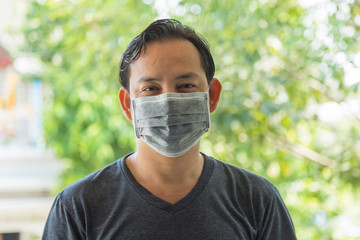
[208,78,222,113]
[118,87,132,121]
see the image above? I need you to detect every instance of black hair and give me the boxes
[119,19,215,90]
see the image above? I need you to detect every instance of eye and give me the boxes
[139,85,160,96]
[183,83,195,88]
[143,86,157,91]
[179,83,196,90]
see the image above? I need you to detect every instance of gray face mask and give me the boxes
[131,92,210,158]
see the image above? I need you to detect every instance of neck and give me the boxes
[125,140,204,203]
[129,140,204,183]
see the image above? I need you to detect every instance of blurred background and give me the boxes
[0,0,359,239]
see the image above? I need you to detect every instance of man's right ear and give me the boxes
[118,87,132,121]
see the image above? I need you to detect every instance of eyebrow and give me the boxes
[137,77,160,83]
[175,72,201,80]
[137,72,202,84]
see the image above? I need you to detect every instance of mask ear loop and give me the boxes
[209,87,214,105]
[130,97,140,138]
[205,89,211,129]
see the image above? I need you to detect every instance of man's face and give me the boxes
[128,39,209,98]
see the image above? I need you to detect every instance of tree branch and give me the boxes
[264,132,337,168]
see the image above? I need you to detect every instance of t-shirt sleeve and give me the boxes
[256,186,297,240]
[42,192,85,240]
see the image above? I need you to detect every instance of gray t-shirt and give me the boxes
[42,153,297,239]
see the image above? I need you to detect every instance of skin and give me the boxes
[118,39,222,204]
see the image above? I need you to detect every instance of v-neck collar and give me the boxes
[120,153,214,215]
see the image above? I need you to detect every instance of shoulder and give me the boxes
[207,154,278,194]
[204,155,296,238]
[204,154,284,212]
[58,156,126,207]
[43,155,134,238]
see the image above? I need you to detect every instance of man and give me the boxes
[43,19,297,239]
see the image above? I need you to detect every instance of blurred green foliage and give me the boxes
[23,0,360,239]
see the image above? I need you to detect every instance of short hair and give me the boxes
[119,19,215,90]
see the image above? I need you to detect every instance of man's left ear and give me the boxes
[208,78,222,113]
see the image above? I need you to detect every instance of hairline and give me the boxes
[127,38,209,90]
[119,19,215,91]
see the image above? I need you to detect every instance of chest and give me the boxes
[83,193,256,240]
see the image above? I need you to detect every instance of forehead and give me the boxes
[142,39,200,58]
[128,39,204,80]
